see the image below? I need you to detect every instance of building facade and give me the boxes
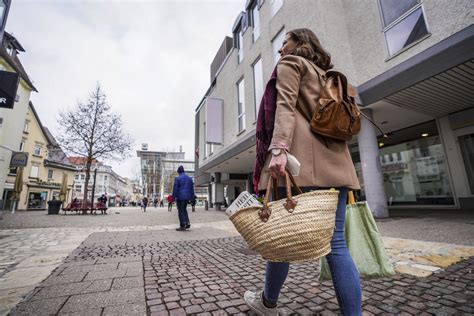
[0,31,37,211]
[195,0,473,214]
[3,103,75,211]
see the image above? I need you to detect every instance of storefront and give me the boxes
[26,182,62,210]
[351,120,456,206]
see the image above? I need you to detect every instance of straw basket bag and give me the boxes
[229,171,339,262]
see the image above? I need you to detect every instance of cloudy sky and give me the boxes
[8,0,243,178]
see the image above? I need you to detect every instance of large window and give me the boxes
[237,79,246,133]
[459,134,474,194]
[351,121,454,205]
[252,57,264,116]
[251,4,260,42]
[30,165,39,178]
[378,0,429,56]
[270,0,283,17]
[272,28,285,65]
[238,29,244,63]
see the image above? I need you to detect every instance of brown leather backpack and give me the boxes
[307,63,385,142]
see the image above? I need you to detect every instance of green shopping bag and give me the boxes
[320,192,395,280]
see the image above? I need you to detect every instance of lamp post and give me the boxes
[90,166,98,212]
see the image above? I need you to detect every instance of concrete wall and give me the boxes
[345,0,474,85]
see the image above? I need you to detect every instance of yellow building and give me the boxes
[4,102,75,211]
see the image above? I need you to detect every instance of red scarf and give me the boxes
[253,67,278,193]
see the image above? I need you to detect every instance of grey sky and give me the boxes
[8,0,243,178]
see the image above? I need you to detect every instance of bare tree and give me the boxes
[57,84,134,212]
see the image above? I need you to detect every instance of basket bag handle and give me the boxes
[258,171,303,222]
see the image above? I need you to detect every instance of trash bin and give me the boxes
[47,200,62,215]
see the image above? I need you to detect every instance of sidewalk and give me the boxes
[5,220,474,315]
[0,210,474,315]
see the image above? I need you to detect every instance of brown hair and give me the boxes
[287,28,333,71]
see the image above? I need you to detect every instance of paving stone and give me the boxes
[58,308,102,316]
[60,288,144,313]
[61,263,118,275]
[102,303,146,315]
[10,297,68,315]
[111,276,144,290]
[31,279,112,300]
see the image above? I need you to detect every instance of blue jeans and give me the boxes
[263,187,362,315]
[176,200,190,228]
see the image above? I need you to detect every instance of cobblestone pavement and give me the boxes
[0,219,238,316]
[10,231,474,315]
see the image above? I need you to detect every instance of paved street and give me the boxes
[1,207,473,315]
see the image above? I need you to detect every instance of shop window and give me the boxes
[378,0,429,56]
[459,134,474,194]
[351,121,454,205]
[28,191,48,209]
[52,191,60,200]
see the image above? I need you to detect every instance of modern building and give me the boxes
[137,148,207,202]
[0,30,37,211]
[68,158,131,206]
[3,102,75,211]
[194,0,473,215]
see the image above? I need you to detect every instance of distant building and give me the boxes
[68,158,131,207]
[136,149,207,202]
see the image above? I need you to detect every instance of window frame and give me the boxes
[33,145,42,156]
[30,165,39,178]
[237,77,246,134]
[47,169,54,180]
[377,0,431,59]
[251,4,260,42]
[272,27,285,66]
[252,56,264,119]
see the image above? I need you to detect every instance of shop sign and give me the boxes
[10,151,28,167]
[0,70,20,109]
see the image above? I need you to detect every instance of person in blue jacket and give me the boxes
[172,165,195,231]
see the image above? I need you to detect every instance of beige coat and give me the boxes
[258,55,360,191]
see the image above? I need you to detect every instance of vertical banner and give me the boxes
[205,97,223,145]
[0,70,19,109]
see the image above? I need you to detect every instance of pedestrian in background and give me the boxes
[172,166,195,231]
[191,195,197,212]
[167,194,173,211]
[142,196,149,212]
[160,199,164,207]
[245,28,361,315]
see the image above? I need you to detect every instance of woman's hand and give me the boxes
[269,153,288,179]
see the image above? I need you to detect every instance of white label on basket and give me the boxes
[225,191,262,217]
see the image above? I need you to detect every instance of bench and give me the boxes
[62,202,108,215]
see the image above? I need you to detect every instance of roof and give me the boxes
[68,157,101,166]
[0,32,37,92]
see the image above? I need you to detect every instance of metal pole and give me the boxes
[91,168,98,212]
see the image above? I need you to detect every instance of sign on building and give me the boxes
[10,151,28,167]
[141,143,148,151]
[0,70,20,109]
[205,98,223,144]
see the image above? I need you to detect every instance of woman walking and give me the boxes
[245,28,361,315]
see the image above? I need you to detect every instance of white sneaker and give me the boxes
[244,290,278,316]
